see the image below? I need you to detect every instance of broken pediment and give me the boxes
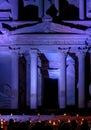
[86,27,91,34]
[0,1,12,20]
[0,1,11,9]
[1,21,87,35]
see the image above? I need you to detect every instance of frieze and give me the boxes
[14,39,87,46]
[13,33,87,44]
[0,33,17,45]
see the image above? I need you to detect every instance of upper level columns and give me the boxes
[43,0,52,19]
[29,49,38,109]
[79,0,85,20]
[38,0,43,18]
[42,0,59,20]
[58,50,67,108]
[11,50,19,109]
[77,51,86,108]
[9,0,18,20]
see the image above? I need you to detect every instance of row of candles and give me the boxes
[0,113,91,129]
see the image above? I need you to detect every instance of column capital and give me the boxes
[88,47,91,53]
[24,54,30,64]
[58,47,71,55]
[76,46,88,56]
[76,51,86,56]
[8,46,20,55]
[29,48,39,54]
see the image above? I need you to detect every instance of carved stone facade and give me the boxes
[0,0,91,111]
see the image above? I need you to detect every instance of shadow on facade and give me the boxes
[19,0,39,21]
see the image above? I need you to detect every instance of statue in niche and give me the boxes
[0,0,12,20]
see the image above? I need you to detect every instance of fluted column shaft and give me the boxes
[30,49,38,109]
[11,50,19,109]
[88,52,91,96]
[90,53,91,82]
[77,52,85,108]
[9,0,18,20]
[37,57,42,106]
[58,51,66,108]
[37,0,43,18]
[79,0,84,20]
[25,55,30,107]
[43,0,52,19]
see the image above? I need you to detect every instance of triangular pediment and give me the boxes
[10,21,85,34]
[1,20,90,35]
[0,1,11,9]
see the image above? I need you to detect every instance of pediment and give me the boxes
[1,21,86,35]
[0,1,11,9]
[86,28,91,34]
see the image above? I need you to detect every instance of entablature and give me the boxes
[0,33,89,54]
[13,34,88,45]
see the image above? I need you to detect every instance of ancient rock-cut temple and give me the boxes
[0,0,91,112]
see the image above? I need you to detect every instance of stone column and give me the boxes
[77,51,85,108]
[66,58,75,106]
[30,49,38,109]
[43,0,52,20]
[9,0,18,20]
[58,51,66,108]
[38,0,43,18]
[11,50,19,109]
[88,52,91,107]
[88,51,91,95]
[25,55,30,107]
[79,0,84,20]
[89,51,91,83]
[37,57,42,107]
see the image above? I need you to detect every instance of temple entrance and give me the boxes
[43,78,58,109]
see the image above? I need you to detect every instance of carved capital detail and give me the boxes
[58,47,71,54]
[77,46,88,53]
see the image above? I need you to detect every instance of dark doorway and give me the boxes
[43,78,58,109]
